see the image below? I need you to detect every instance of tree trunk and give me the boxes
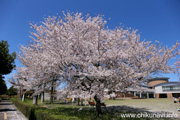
[38,94,40,99]
[22,93,25,101]
[94,95,102,115]
[41,84,45,103]
[41,92,44,103]
[50,81,54,104]
[19,88,22,99]
[80,98,83,106]
[72,98,74,105]
[77,97,80,106]
[33,95,38,105]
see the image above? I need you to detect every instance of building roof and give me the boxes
[154,82,180,87]
[148,77,169,82]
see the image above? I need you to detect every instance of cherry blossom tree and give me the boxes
[12,12,179,115]
[12,42,61,104]
[175,59,180,82]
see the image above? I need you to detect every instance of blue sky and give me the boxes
[1,0,180,88]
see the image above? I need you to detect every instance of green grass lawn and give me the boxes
[106,98,178,113]
[11,98,178,120]
[22,98,93,109]
[106,98,173,105]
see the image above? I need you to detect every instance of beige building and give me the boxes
[148,78,180,98]
[115,77,180,99]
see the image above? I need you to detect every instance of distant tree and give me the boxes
[0,40,16,95]
[0,40,16,75]
[7,86,18,97]
[25,90,34,97]
[0,75,7,95]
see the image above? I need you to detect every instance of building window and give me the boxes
[162,86,180,91]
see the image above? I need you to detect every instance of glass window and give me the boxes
[162,86,180,91]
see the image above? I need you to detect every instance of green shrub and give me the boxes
[11,98,35,119]
[11,98,63,120]
[0,95,9,100]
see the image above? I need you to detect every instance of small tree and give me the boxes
[0,75,7,95]
[0,40,16,95]
[7,86,18,97]
[0,40,16,75]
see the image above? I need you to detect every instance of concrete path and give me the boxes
[0,100,27,120]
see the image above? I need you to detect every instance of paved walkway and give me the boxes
[0,100,27,120]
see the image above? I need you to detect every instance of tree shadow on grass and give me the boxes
[102,105,175,120]
[105,105,173,114]
[46,105,163,120]
[105,105,150,113]
[61,105,174,120]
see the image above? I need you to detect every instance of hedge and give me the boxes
[11,98,62,120]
